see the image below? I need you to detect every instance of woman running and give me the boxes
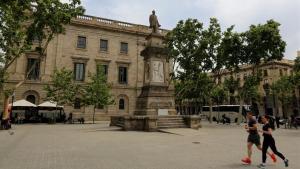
[258,115,289,169]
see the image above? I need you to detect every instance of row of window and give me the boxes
[26,58,128,84]
[77,36,129,54]
[73,62,128,84]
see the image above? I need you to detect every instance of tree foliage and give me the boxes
[293,56,300,73]
[272,75,294,116]
[167,18,286,117]
[211,84,228,104]
[0,0,84,70]
[0,0,84,119]
[242,20,286,66]
[239,75,261,104]
[44,68,78,106]
[83,71,114,123]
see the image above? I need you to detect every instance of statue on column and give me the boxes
[149,10,161,34]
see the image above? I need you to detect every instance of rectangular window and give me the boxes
[279,69,283,76]
[120,42,128,54]
[74,98,81,109]
[77,36,86,49]
[100,39,108,52]
[263,70,268,77]
[26,58,40,80]
[118,67,127,84]
[74,63,85,81]
[97,64,108,76]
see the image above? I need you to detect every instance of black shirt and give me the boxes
[248,118,258,135]
[262,123,273,139]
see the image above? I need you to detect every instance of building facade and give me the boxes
[4,15,173,120]
[216,59,295,117]
[176,59,296,117]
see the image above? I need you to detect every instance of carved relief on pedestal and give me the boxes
[152,61,164,83]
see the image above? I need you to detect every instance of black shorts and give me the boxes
[247,134,261,146]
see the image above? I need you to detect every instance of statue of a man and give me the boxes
[149,10,161,34]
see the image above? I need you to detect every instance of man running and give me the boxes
[242,112,276,164]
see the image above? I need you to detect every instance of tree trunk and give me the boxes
[93,106,96,124]
[238,97,244,125]
[298,86,300,116]
[209,98,213,123]
[2,95,9,120]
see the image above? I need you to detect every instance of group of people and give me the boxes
[242,111,289,169]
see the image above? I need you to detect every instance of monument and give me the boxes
[110,11,201,131]
[134,10,176,116]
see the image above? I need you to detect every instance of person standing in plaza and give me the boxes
[242,112,276,164]
[257,115,289,169]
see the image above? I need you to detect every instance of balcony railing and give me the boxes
[74,15,168,34]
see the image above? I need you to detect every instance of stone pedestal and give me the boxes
[183,116,202,129]
[110,33,200,131]
[134,33,176,116]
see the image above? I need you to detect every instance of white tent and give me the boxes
[10,99,37,107]
[38,101,63,108]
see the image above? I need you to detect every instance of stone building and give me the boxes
[216,59,295,117]
[176,59,296,117]
[3,15,173,120]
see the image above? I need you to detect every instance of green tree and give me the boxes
[166,18,204,80]
[0,0,84,121]
[290,71,300,115]
[166,18,227,122]
[272,76,294,118]
[219,27,245,72]
[243,20,286,70]
[83,71,114,124]
[239,76,260,123]
[293,56,300,112]
[293,56,300,72]
[211,84,228,105]
[223,76,239,104]
[44,68,78,109]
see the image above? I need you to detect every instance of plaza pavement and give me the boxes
[0,121,299,169]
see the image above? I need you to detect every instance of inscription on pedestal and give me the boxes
[158,109,168,116]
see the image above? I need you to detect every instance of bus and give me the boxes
[201,105,251,123]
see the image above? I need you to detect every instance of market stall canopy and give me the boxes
[38,101,63,108]
[10,99,37,107]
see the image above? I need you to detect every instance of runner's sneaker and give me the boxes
[284,159,289,167]
[257,163,266,169]
[241,157,251,164]
[270,153,277,163]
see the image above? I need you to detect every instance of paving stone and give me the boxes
[0,122,299,169]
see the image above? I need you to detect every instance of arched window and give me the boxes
[119,98,125,110]
[26,95,36,104]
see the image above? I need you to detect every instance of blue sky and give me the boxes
[67,0,300,59]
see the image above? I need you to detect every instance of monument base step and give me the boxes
[157,116,188,129]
